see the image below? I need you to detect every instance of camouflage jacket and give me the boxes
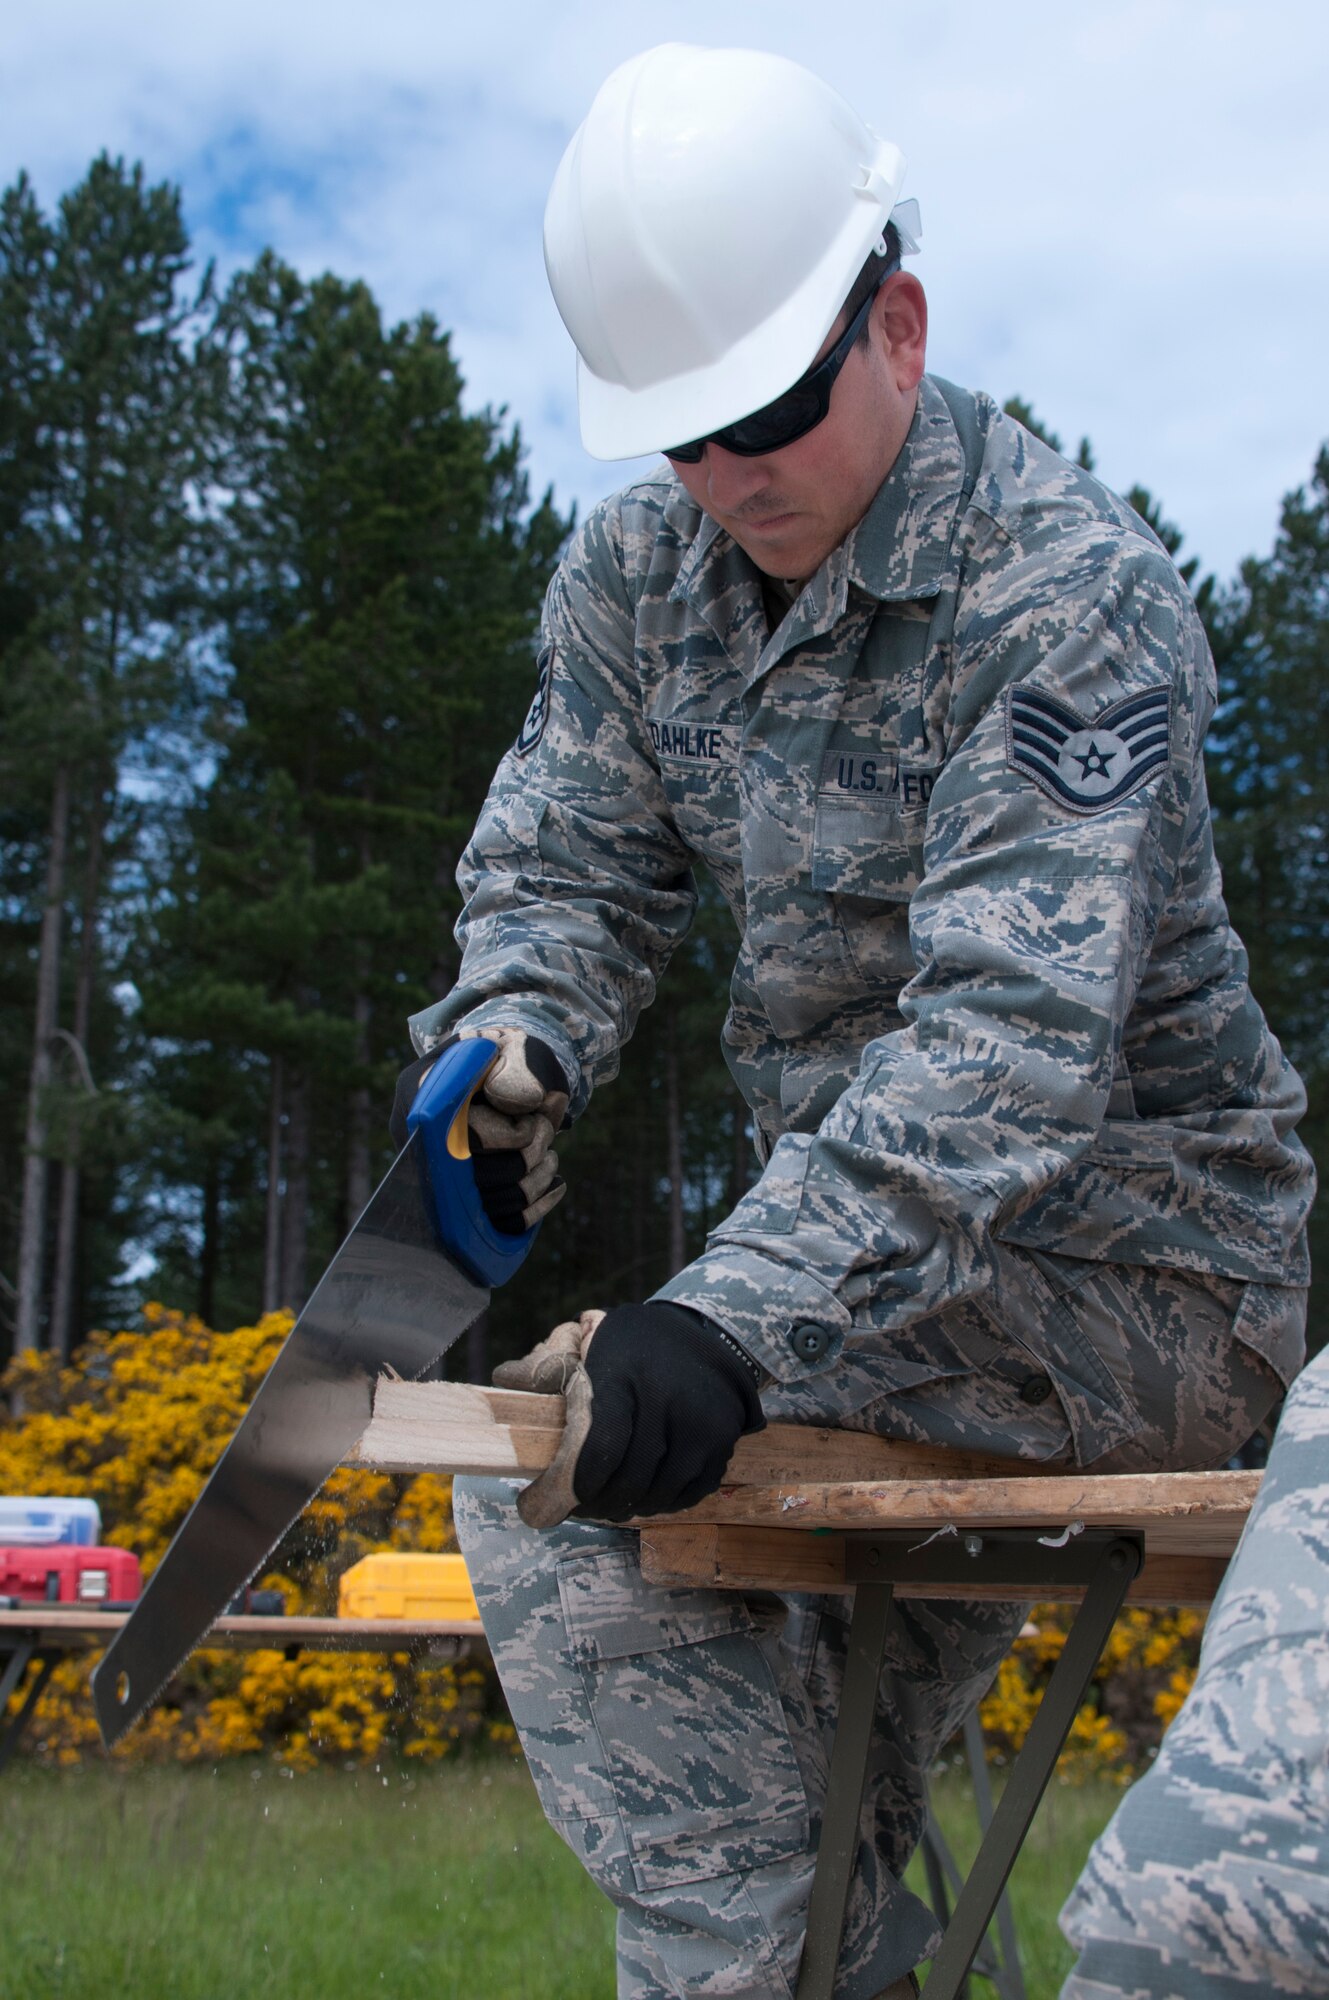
[411,376,1314,1386]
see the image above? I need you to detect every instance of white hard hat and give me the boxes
[543,44,919,461]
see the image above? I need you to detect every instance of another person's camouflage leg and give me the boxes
[1058,1344,1329,1999]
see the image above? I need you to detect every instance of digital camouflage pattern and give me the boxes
[1059,1342,1329,1998]
[455,1250,1292,1998]
[412,376,1313,1392]
[413,374,1315,1997]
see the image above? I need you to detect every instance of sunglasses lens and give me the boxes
[664,385,822,465]
[724,385,823,456]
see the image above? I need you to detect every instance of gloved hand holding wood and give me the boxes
[390,1025,572,1233]
[494,1300,767,1528]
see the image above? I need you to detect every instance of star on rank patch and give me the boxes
[1005,684,1172,815]
[515,646,553,757]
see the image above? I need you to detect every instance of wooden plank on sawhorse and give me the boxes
[347,1379,1258,2000]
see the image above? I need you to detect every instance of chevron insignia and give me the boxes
[1005,684,1172,815]
[515,646,553,757]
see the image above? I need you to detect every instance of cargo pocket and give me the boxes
[555,1546,810,1893]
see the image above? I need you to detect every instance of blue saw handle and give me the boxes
[407,1037,540,1287]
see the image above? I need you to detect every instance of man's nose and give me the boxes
[702,443,771,513]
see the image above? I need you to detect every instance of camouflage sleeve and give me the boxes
[660,540,1212,1383]
[408,500,697,1114]
[1057,1345,1329,1996]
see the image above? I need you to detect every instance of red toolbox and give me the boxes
[0,1544,142,1607]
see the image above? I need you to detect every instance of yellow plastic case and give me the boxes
[337,1551,480,1622]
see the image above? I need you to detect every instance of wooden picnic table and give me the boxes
[0,1607,484,1779]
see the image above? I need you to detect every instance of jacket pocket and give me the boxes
[555,1546,810,1892]
[1227,1281,1307,1392]
[986,1246,1144,1464]
[811,797,924,988]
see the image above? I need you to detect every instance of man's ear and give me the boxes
[876,273,927,393]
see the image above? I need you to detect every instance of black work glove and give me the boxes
[389,1027,572,1234]
[573,1301,767,1521]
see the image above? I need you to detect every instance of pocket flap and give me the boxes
[557,1548,752,1664]
[811,797,924,899]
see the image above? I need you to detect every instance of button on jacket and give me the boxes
[411,377,1314,1387]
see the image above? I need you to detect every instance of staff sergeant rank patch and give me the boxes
[1005,684,1171,816]
[515,646,553,757]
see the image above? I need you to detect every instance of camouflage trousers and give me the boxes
[455,1247,1302,2000]
[1058,1340,1329,1999]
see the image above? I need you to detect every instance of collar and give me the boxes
[670,374,969,630]
[844,374,969,603]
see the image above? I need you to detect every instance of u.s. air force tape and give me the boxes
[1005,683,1171,815]
[515,646,553,757]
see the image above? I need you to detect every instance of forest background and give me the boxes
[2,155,1326,1384]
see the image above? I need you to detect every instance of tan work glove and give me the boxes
[458,1025,571,1230]
[493,1310,604,1528]
[391,1025,573,1232]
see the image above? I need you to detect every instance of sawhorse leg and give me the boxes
[919,1710,1027,2000]
[0,1638,59,1776]
[795,1531,1141,2000]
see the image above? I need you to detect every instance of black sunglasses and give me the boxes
[664,264,897,465]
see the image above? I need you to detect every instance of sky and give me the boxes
[4,1,1327,585]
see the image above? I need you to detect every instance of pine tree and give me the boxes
[0,158,213,1360]
[138,254,570,1319]
[1206,448,1329,1349]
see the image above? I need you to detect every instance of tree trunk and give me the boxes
[50,795,105,1362]
[262,1056,284,1316]
[199,1157,220,1328]
[664,1011,686,1277]
[347,988,372,1223]
[280,1068,311,1312]
[15,765,71,1359]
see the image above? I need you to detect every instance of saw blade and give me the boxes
[92,1132,488,1748]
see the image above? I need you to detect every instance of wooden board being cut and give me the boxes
[350,1379,1077,1485]
[349,1380,1257,1559]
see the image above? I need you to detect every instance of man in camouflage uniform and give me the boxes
[398,46,1314,2000]
[1059,1341,1329,1997]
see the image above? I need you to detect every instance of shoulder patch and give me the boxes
[515,646,553,757]
[1005,684,1171,815]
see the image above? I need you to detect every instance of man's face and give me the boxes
[668,273,928,583]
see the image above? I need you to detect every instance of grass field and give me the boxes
[0,1756,1120,1999]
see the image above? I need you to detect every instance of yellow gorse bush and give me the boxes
[2,1306,1206,1778]
[0,1306,498,1767]
[980,1601,1205,1783]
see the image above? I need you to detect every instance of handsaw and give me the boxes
[92,1037,537,1749]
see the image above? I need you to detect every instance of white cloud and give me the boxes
[4,0,1327,575]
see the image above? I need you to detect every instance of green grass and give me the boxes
[910,1765,1125,1996]
[0,1757,617,2000]
[0,1757,1120,1999]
